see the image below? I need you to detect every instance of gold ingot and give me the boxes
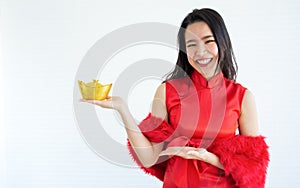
[78,80,112,100]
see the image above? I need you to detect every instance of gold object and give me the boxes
[78,80,112,100]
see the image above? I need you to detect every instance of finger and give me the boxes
[85,100,96,104]
[187,149,208,160]
[159,147,182,156]
[187,148,207,155]
[186,150,199,156]
[159,151,172,156]
[165,147,183,154]
[81,99,100,105]
[159,149,177,156]
[80,99,93,103]
[159,151,184,157]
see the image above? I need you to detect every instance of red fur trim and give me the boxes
[209,135,270,188]
[138,113,174,143]
[127,113,173,181]
[127,139,167,181]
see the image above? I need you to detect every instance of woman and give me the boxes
[82,8,269,188]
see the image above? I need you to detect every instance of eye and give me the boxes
[205,40,215,44]
[187,43,196,48]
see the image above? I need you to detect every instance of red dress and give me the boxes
[163,70,245,187]
[127,70,269,188]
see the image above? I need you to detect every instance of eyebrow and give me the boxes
[186,35,214,44]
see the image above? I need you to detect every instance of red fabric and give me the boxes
[209,135,270,188]
[166,71,247,141]
[137,113,174,143]
[127,71,270,187]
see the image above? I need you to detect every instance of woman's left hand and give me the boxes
[159,146,209,161]
[159,146,224,169]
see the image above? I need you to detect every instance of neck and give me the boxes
[199,67,221,81]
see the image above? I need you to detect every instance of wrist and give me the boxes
[116,101,129,114]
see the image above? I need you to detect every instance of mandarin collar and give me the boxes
[190,70,224,89]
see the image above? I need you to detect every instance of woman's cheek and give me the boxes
[186,48,195,58]
[208,44,218,56]
[187,55,194,65]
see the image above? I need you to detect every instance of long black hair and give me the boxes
[165,8,238,81]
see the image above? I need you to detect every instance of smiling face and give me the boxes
[185,21,219,80]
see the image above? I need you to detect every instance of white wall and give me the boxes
[1,0,300,187]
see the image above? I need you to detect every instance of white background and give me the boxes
[1,0,300,187]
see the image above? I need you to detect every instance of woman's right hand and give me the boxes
[80,96,126,112]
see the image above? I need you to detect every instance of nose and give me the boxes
[195,42,207,56]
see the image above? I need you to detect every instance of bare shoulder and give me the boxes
[154,83,166,99]
[241,90,256,114]
[239,89,260,136]
[240,90,257,124]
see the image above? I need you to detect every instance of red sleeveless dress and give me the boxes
[127,70,269,188]
[162,70,246,187]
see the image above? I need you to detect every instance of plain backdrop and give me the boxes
[1,0,300,187]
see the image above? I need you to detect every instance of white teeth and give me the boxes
[196,59,211,65]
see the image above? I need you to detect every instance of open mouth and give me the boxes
[195,58,213,67]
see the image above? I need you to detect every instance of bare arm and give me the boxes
[119,83,167,167]
[81,83,167,167]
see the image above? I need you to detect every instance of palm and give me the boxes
[80,96,125,111]
[159,146,208,160]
